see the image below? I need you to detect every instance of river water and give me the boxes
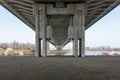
[65,51,120,56]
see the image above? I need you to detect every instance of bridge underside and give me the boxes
[0,0,120,57]
[34,3,86,57]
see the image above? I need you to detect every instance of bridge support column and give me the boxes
[56,45,63,50]
[34,4,47,57]
[78,35,85,57]
[72,4,86,57]
[80,4,85,57]
[34,4,41,57]
[79,31,85,57]
[73,39,78,57]
[42,38,47,57]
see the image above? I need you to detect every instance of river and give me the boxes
[65,51,120,56]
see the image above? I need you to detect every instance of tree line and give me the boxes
[86,46,120,51]
[0,40,35,50]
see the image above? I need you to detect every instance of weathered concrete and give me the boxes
[34,4,41,57]
[34,2,86,57]
[34,4,48,57]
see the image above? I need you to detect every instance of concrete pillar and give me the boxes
[73,39,78,57]
[73,8,79,57]
[73,16,78,57]
[40,4,47,57]
[73,4,85,57]
[47,42,49,51]
[47,25,52,39]
[80,31,85,57]
[56,45,63,50]
[68,16,74,39]
[42,38,47,57]
[78,33,85,57]
[80,4,85,57]
[34,3,47,57]
[34,4,41,57]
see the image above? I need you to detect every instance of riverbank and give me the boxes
[0,56,120,80]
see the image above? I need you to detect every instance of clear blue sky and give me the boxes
[0,5,120,47]
[0,5,35,44]
[86,5,120,47]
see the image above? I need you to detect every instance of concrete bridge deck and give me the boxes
[0,56,120,80]
[0,0,119,30]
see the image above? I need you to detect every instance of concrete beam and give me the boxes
[17,9,33,15]
[87,4,110,11]
[8,0,32,7]
[86,0,120,29]
[47,4,75,15]
[13,4,33,11]
[0,0,35,30]
[87,0,113,7]
[86,0,95,3]
[23,0,34,4]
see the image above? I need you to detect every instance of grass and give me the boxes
[0,56,120,80]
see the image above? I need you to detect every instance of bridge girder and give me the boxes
[0,0,119,30]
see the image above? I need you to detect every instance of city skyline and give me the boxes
[0,5,120,48]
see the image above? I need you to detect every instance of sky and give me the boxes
[0,4,120,48]
[0,5,35,44]
[85,4,120,47]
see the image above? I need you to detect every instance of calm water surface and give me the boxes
[65,51,120,56]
